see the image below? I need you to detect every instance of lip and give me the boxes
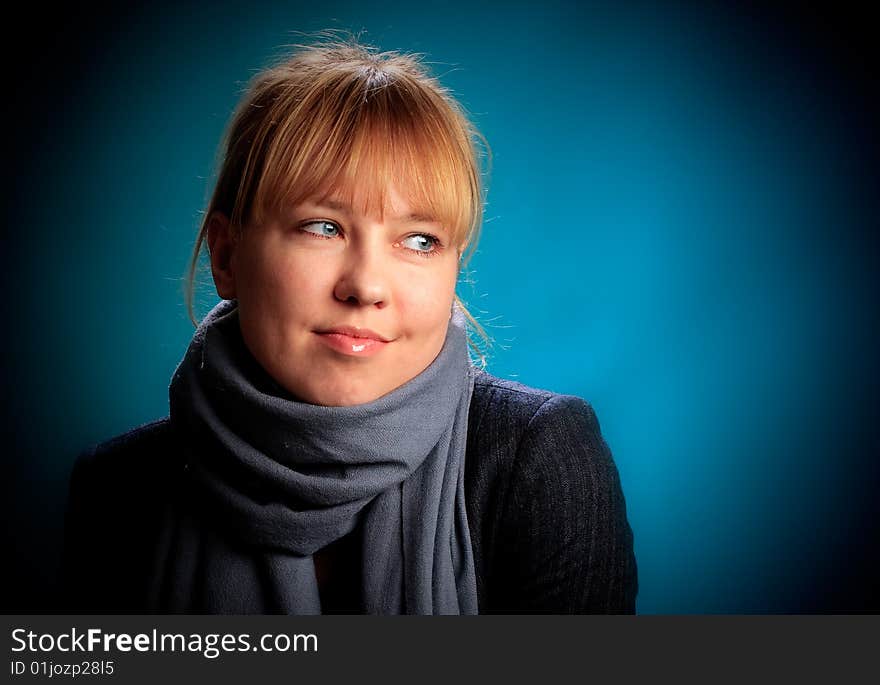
[316,325,393,342]
[314,325,394,358]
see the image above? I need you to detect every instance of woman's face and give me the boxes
[210,183,461,406]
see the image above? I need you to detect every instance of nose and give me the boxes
[332,247,390,308]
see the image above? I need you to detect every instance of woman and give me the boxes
[61,37,637,614]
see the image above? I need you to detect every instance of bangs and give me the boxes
[247,71,480,246]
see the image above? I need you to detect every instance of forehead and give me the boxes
[308,182,440,224]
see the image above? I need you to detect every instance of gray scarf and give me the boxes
[160,299,478,614]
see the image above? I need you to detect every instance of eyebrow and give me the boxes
[315,198,440,225]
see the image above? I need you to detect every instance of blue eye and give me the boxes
[402,234,438,253]
[301,221,340,238]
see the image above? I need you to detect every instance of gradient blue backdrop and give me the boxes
[4,0,878,613]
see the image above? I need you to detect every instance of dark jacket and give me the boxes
[61,368,638,614]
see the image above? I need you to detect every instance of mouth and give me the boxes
[314,325,393,342]
[313,326,395,358]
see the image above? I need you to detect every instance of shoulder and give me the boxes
[66,417,182,531]
[467,367,606,470]
[465,368,637,613]
[61,418,183,611]
[68,418,182,510]
[471,366,601,424]
[464,366,612,551]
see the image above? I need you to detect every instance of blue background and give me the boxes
[4,0,878,613]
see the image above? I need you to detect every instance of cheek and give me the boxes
[239,247,328,307]
[395,264,458,332]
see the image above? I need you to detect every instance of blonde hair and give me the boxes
[184,35,492,364]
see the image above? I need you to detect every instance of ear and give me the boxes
[206,211,237,299]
